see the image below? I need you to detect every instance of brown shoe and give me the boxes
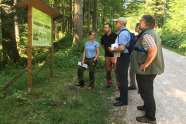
[75,80,84,87]
[88,85,94,90]
[136,116,157,124]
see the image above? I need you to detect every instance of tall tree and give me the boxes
[72,0,75,31]
[1,0,20,63]
[54,0,59,40]
[92,0,97,32]
[14,0,20,42]
[163,0,186,33]
[72,0,83,46]
[145,0,164,28]
[88,0,90,32]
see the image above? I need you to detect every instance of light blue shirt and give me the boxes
[84,41,100,58]
[115,27,131,53]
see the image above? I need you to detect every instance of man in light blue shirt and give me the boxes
[115,27,131,53]
[109,17,131,106]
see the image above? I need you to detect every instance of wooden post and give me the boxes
[50,18,54,78]
[18,0,62,92]
[27,5,32,92]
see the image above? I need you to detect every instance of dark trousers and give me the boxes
[136,74,157,121]
[78,58,96,85]
[116,53,130,103]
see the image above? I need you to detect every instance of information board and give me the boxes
[32,7,52,47]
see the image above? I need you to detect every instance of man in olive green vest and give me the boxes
[131,15,164,124]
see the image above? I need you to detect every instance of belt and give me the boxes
[120,52,129,55]
[85,57,95,59]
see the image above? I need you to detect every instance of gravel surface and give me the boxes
[107,48,186,124]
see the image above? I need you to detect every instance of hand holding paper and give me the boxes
[111,43,120,57]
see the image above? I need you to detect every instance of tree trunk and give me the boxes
[72,0,83,46]
[103,6,105,25]
[1,4,20,63]
[88,0,90,32]
[14,0,20,42]
[72,0,74,31]
[69,0,73,31]
[62,8,65,33]
[92,0,97,32]
[54,0,59,40]
[112,9,115,31]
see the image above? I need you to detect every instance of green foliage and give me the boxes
[162,0,186,33]
[144,0,165,27]
[160,33,186,55]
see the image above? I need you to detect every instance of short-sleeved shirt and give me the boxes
[101,32,117,57]
[115,27,131,53]
[84,41,100,58]
[142,34,157,51]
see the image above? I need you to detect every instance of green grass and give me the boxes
[0,35,121,124]
[162,45,186,56]
[160,33,186,56]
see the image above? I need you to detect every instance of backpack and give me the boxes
[118,29,146,55]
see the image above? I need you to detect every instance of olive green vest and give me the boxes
[131,29,164,75]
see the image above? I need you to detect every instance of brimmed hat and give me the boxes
[113,17,127,24]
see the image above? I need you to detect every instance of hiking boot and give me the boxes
[137,105,146,111]
[115,97,121,101]
[136,116,157,124]
[128,86,136,90]
[114,101,128,106]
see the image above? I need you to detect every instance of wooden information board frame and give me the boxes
[18,0,62,92]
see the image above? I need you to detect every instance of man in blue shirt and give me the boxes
[109,17,130,106]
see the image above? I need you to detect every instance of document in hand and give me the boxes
[78,62,88,68]
[111,43,120,57]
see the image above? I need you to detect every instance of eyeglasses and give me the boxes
[116,21,120,24]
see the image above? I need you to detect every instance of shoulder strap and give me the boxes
[118,29,130,42]
[117,29,131,54]
[118,29,129,35]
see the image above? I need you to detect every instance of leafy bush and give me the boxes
[160,33,186,55]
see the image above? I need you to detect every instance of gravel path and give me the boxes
[108,48,186,124]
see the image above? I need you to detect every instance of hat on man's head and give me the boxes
[113,17,127,24]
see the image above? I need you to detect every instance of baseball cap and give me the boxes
[113,17,127,24]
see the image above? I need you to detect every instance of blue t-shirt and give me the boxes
[115,27,131,53]
[84,41,100,58]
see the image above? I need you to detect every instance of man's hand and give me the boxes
[108,47,114,53]
[140,63,149,72]
[140,46,157,72]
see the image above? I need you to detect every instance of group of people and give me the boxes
[75,15,164,124]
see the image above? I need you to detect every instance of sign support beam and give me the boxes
[50,19,54,78]
[28,4,32,92]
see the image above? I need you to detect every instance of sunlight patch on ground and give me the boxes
[174,89,186,102]
[161,82,168,85]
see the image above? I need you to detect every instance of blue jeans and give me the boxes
[116,53,130,103]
